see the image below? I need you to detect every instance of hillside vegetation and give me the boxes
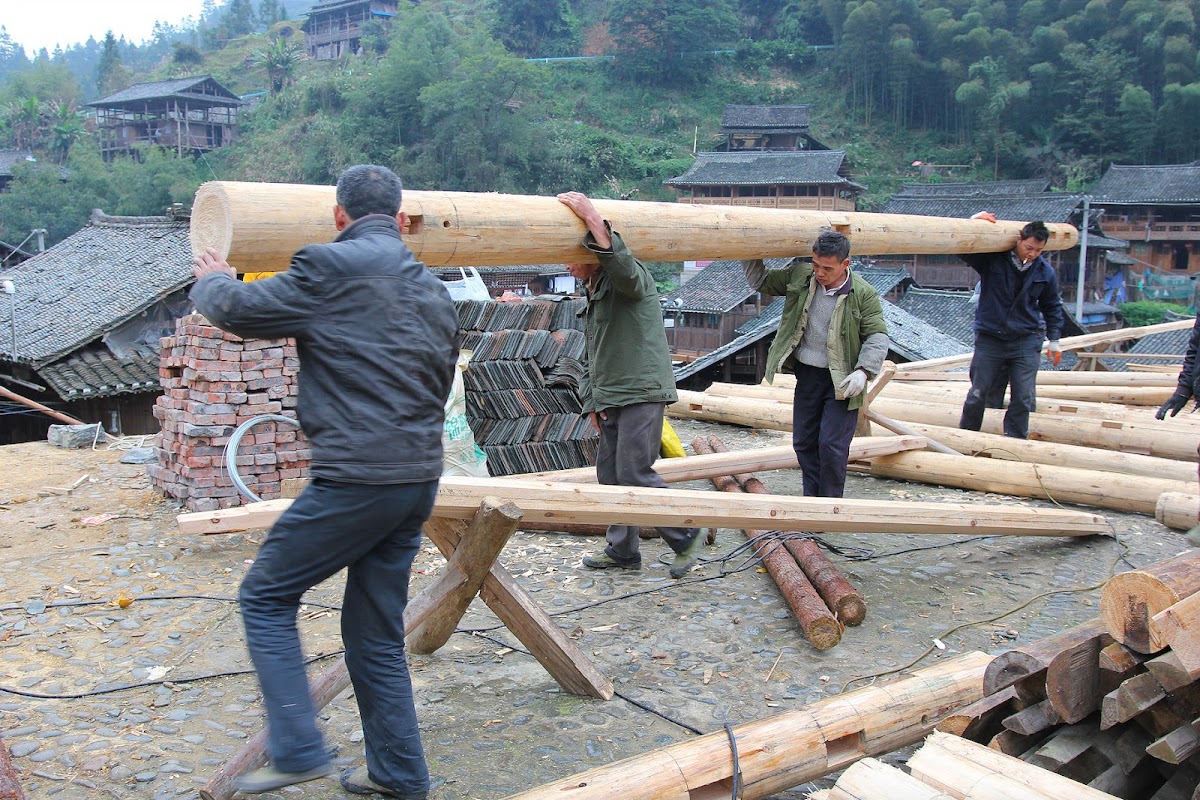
[2,0,1199,249]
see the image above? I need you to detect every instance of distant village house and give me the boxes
[87,76,243,161]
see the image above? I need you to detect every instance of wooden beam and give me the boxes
[0,384,86,426]
[1154,492,1200,531]
[1100,550,1200,653]
[984,619,1110,695]
[1150,591,1200,676]
[177,476,1112,538]
[888,370,1180,386]
[190,181,1078,273]
[827,758,956,800]
[406,498,523,655]
[499,651,991,800]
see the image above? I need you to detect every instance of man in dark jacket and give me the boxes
[191,164,458,798]
[1156,314,1200,544]
[557,191,703,579]
[959,215,1065,439]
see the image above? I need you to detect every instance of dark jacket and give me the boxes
[190,214,460,484]
[960,250,1065,341]
[576,229,677,413]
[1177,314,1200,395]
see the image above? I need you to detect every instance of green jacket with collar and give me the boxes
[759,262,888,411]
[576,228,678,413]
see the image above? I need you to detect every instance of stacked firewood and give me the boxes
[690,434,867,651]
[810,549,1200,799]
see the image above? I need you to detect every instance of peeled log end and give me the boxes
[190,181,235,260]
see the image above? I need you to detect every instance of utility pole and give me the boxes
[1075,197,1090,324]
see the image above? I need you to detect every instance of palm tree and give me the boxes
[46,100,85,163]
[256,38,303,95]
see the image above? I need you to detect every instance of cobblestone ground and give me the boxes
[0,419,1188,799]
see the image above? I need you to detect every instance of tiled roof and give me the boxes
[0,211,192,366]
[662,258,792,313]
[720,104,811,132]
[431,264,567,276]
[665,151,865,189]
[894,180,1051,197]
[88,76,242,108]
[1097,326,1192,372]
[682,296,967,381]
[36,344,161,399]
[0,149,37,177]
[878,192,1083,223]
[1085,234,1128,250]
[1091,162,1200,205]
[896,288,977,346]
[855,265,914,296]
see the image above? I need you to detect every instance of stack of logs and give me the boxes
[692,434,866,651]
[811,548,1200,799]
[668,365,1200,529]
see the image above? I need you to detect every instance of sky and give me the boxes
[2,0,212,58]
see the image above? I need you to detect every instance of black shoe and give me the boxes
[581,552,642,570]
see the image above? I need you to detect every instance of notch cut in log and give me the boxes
[1150,591,1200,676]
[178,475,1112,538]
[190,181,1078,273]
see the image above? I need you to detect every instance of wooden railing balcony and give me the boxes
[676,197,856,212]
[1101,221,1200,241]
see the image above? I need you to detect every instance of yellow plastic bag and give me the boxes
[660,418,686,459]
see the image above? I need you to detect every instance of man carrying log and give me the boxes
[741,231,890,497]
[1156,313,1200,544]
[191,164,459,798]
[959,215,1065,439]
[557,191,704,577]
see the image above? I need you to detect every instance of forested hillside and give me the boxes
[2,0,1199,250]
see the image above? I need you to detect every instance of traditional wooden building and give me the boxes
[0,149,37,193]
[665,150,864,211]
[302,0,400,60]
[877,181,1127,302]
[87,76,243,161]
[1091,162,1200,274]
[717,104,829,152]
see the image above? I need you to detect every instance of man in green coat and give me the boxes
[558,191,704,578]
[742,231,889,497]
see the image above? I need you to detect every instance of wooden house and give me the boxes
[87,76,243,161]
[1091,162,1200,275]
[302,0,401,60]
[877,181,1127,303]
[717,104,829,152]
[665,150,863,211]
[0,149,37,193]
[0,209,194,444]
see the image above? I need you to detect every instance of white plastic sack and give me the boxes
[442,268,491,302]
[442,350,490,477]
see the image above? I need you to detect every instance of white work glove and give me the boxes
[837,369,868,399]
[1045,340,1062,367]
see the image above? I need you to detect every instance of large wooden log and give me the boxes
[507,437,926,484]
[1150,592,1200,675]
[1155,492,1200,531]
[177,475,1111,538]
[826,758,955,800]
[691,437,841,649]
[888,370,1181,386]
[189,181,1078,273]
[500,651,992,800]
[0,384,86,426]
[984,619,1111,695]
[1044,621,1115,724]
[897,320,1195,373]
[934,685,1018,740]
[1101,550,1200,653]
[857,449,1192,516]
[909,731,1121,800]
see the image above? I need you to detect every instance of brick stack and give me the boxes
[148,314,308,511]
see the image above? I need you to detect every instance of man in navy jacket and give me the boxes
[191,164,458,798]
[958,215,1064,439]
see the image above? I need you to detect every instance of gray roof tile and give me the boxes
[896,288,977,346]
[37,344,161,399]
[662,258,792,313]
[665,150,864,189]
[720,104,811,132]
[1091,162,1200,205]
[894,180,1051,197]
[88,76,242,108]
[878,192,1083,222]
[0,149,37,177]
[1,212,192,366]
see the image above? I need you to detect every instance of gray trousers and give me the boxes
[595,401,697,562]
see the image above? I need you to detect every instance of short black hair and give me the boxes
[336,164,403,221]
[1020,220,1050,243]
[813,230,851,262]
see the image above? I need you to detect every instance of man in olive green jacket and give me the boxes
[558,191,703,579]
[743,231,889,497]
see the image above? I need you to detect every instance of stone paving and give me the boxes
[0,419,1189,799]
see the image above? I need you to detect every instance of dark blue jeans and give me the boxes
[238,478,439,794]
[595,401,697,561]
[960,332,1041,438]
[791,363,860,498]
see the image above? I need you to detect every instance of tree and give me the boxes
[488,0,579,57]
[955,56,1029,178]
[1115,83,1155,163]
[0,26,29,84]
[96,32,123,95]
[606,0,740,86]
[256,38,303,95]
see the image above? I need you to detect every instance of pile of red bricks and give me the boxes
[147,314,309,512]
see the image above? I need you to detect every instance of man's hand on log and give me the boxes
[192,247,237,281]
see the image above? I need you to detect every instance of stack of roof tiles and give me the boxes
[147,315,307,511]
[455,299,597,475]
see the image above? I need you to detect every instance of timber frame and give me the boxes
[87,76,243,161]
